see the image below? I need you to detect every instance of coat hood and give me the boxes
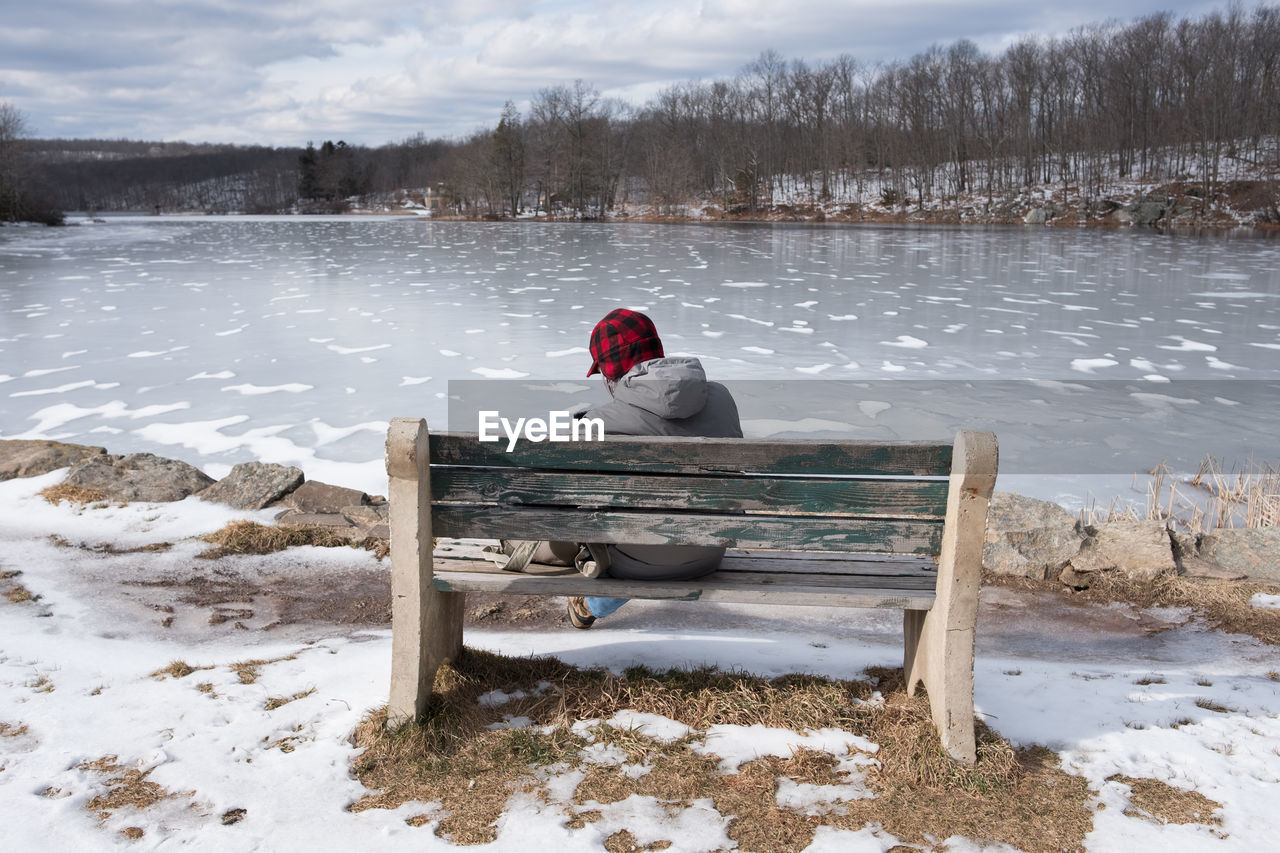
[612,357,709,419]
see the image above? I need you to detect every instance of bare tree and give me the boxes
[1,102,29,220]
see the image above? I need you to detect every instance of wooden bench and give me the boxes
[385,418,997,762]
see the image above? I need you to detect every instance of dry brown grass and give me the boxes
[265,688,316,710]
[0,721,30,738]
[150,660,214,680]
[197,520,355,559]
[78,756,189,821]
[1084,457,1279,533]
[5,584,39,603]
[987,571,1280,646]
[1194,698,1235,714]
[229,655,296,685]
[39,483,107,505]
[348,650,1091,851]
[1110,775,1223,826]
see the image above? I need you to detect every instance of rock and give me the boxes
[63,453,214,502]
[200,462,305,510]
[274,480,369,514]
[983,492,1083,580]
[342,504,388,527]
[1167,529,1247,580]
[1066,520,1176,582]
[0,439,107,481]
[1023,207,1051,225]
[275,510,353,528]
[1199,528,1280,582]
[1127,199,1167,227]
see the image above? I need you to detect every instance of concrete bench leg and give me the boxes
[902,430,996,765]
[386,418,466,726]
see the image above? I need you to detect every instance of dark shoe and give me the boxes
[567,596,595,629]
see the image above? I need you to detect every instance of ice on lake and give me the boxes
[2,216,1277,505]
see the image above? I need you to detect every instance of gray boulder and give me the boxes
[274,480,369,513]
[1126,199,1167,227]
[1169,529,1247,580]
[200,462,305,510]
[63,453,214,502]
[274,501,389,543]
[1023,207,1051,225]
[1198,528,1280,582]
[0,440,107,481]
[983,492,1083,580]
[276,511,353,528]
[1065,520,1176,583]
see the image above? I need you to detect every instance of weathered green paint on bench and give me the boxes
[428,432,952,476]
[431,504,944,554]
[430,468,950,518]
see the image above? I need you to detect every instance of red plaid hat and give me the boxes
[587,309,664,380]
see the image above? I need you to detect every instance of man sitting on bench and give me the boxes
[562,308,744,628]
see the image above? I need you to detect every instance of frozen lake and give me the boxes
[2,215,1277,505]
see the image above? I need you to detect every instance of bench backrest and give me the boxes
[424,432,962,556]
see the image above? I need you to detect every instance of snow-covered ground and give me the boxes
[3,469,1280,851]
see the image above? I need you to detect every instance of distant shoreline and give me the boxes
[58,208,1280,236]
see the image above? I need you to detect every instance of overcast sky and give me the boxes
[2,0,1236,147]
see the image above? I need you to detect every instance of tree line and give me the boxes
[7,4,1278,222]
[443,4,1279,218]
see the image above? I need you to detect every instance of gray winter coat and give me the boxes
[584,357,742,580]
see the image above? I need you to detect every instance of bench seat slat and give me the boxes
[432,505,944,554]
[432,469,949,518]
[429,564,937,609]
[430,432,952,476]
[432,540,939,577]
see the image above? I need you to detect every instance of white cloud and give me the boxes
[3,0,1220,144]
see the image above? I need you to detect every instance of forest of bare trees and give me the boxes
[439,5,1279,221]
[10,5,1279,224]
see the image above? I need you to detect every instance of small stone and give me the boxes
[342,504,388,526]
[275,510,353,528]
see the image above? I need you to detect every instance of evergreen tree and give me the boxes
[491,102,525,216]
[297,142,319,199]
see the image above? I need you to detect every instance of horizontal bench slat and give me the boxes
[431,540,939,577]
[430,555,936,607]
[432,505,943,554]
[432,573,935,609]
[431,469,949,518]
[432,546,937,582]
[715,554,937,577]
[429,432,953,476]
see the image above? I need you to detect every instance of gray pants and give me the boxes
[525,540,725,580]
